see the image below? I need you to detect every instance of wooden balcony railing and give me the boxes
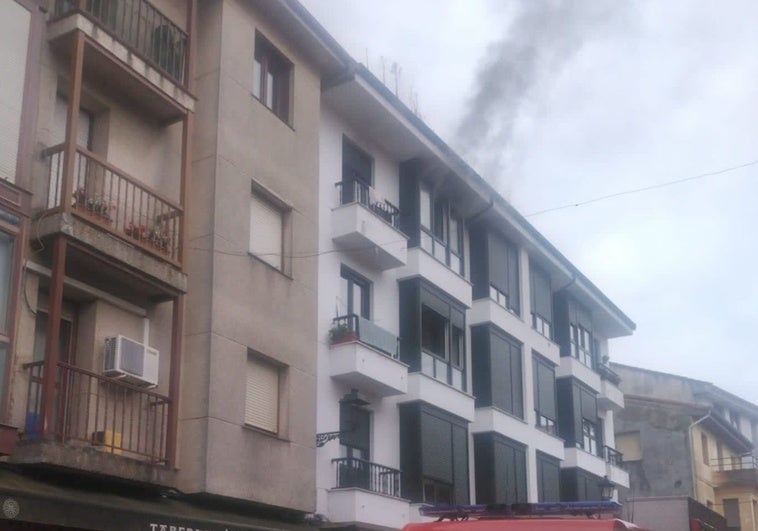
[333,457,402,498]
[24,361,170,464]
[53,0,188,85]
[44,143,183,265]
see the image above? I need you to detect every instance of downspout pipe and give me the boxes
[689,411,712,501]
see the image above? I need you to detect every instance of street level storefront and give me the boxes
[0,467,310,531]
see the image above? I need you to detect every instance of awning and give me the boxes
[0,468,311,531]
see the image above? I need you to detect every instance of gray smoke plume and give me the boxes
[455,1,627,195]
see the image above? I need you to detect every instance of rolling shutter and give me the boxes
[249,193,283,269]
[533,353,557,420]
[245,355,279,433]
[0,1,31,183]
[531,265,553,322]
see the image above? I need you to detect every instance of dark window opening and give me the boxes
[419,182,463,275]
[340,265,370,319]
[253,34,292,123]
[421,306,446,358]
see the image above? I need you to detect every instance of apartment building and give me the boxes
[0,0,343,528]
[613,364,758,531]
[0,0,635,529]
[315,57,635,531]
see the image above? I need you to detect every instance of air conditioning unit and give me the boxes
[104,335,159,388]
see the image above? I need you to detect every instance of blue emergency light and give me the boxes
[419,501,623,520]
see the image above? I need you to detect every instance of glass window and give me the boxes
[0,232,14,334]
[253,34,292,123]
[340,266,370,318]
[582,419,598,455]
[245,353,282,433]
[421,306,447,358]
[420,184,432,230]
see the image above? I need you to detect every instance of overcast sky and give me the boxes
[301,0,758,405]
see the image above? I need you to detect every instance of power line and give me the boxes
[524,159,758,218]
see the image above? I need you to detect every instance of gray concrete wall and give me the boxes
[615,399,695,500]
[179,0,321,513]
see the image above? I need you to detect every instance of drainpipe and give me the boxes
[689,411,712,502]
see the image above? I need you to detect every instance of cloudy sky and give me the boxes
[301,0,758,404]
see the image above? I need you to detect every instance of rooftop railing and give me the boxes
[53,0,188,85]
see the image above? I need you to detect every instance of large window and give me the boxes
[570,324,592,367]
[421,306,465,391]
[245,352,283,434]
[419,183,463,274]
[339,265,370,318]
[533,352,557,435]
[399,403,469,505]
[471,325,523,419]
[487,234,519,315]
[536,451,561,502]
[530,263,553,338]
[474,432,527,505]
[581,419,598,455]
[249,186,287,271]
[253,33,292,123]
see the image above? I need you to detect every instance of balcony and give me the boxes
[331,180,408,270]
[604,446,629,487]
[48,0,194,122]
[328,457,410,529]
[563,447,608,479]
[38,144,185,294]
[712,455,758,488]
[397,249,472,308]
[14,361,173,484]
[329,315,408,396]
[598,375,625,411]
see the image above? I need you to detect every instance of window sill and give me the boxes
[480,404,527,424]
[250,92,295,131]
[242,422,288,442]
[247,252,293,279]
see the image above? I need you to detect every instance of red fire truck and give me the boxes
[403,502,653,531]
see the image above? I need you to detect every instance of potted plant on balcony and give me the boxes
[329,321,356,345]
[73,188,115,224]
[147,225,171,254]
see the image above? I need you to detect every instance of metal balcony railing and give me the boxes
[44,143,183,265]
[335,179,401,229]
[333,457,402,498]
[604,445,624,467]
[24,361,170,464]
[712,454,758,471]
[53,0,188,85]
[597,363,622,385]
[329,314,399,359]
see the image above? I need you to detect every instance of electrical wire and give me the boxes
[524,159,758,218]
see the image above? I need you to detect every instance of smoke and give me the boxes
[455,0,627,195]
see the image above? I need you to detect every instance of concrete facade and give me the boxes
[614,364,758,531]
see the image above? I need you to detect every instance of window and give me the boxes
[582,419,598,455]
[616,431,642,461]
[701,433,709,465]
[249,188,286,271]
[420,305,465,391]
[533,352,556,434]
[474,432,527,505]
[253,33,291,123]
[530,264,553,338]
[0,1,31,183]
[418,182,463,274]
[399,402,469,504]
[723,498,740,531]
[570,324,592,367]
[245,352,282,433]
[487,234,519,314]
[339,265,370,318]
[341,138,372,205]
[536,451,561,502]
[729,410,740,430]
[471,325,523,418]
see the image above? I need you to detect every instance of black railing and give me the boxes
[604,445,624,467]
[335,179,401,229]
[333,457,402,498]
[329,314,399,359]
[54,0,188,85]
[712,454,758,471]
[597,363,622,385]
